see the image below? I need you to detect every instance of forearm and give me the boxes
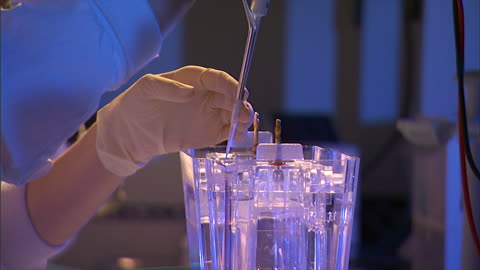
[26,123,124,246]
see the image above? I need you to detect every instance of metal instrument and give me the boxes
[225,0,271,156]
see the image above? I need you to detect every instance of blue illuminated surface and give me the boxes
[420,0,457,118]
[359,0,402,123]
[464,0,480,71]
[284,0,336,114]
[445,136,463,270]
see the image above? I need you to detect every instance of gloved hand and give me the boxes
[96,65,254,177]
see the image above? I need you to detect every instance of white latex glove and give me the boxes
[96,65,254,177]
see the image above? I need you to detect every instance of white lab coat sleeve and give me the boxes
[0,0,163,186]
[0,182,69,270]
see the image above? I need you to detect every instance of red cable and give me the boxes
[456,0,465,56]
[458,100,480,256]
[455,0,480,257]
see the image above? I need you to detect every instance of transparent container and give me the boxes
[180,145,359,270]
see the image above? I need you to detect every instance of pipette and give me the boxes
[225,0,271,156]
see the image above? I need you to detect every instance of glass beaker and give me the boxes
[181,145,359,270]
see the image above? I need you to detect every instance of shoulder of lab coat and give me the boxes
[0,0,163,186]
[91,0,163,82]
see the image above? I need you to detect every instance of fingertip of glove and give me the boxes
[243,101,253,112]
[238,101,254,124]
[233,127,249,141]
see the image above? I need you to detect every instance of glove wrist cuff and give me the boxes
[96,149,140,177]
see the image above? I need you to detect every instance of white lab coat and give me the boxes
[0,0,168,268]
[0,0,162,186]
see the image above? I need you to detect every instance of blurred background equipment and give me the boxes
[48,0,479,269]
